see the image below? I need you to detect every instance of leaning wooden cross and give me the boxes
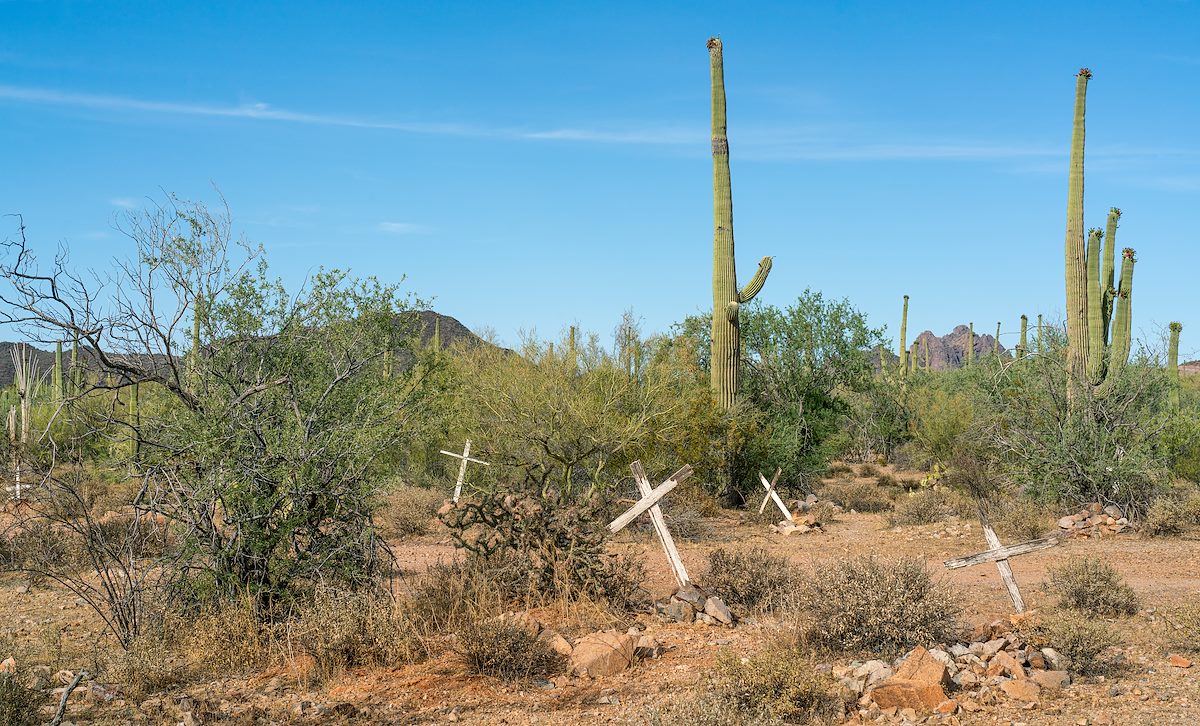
[438,439,490,503]
[943,502,1062,613]
[757,467,791,520]
[608,461,693,587]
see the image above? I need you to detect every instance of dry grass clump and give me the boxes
[409,556,524,635]
[1046,557,1140,616]
[704,548,797,614]
[826,462,855,479]
[103,631,189,699]
[291,587,423,682]
[457,619,565,682]
[819,480,893,513]
[0,670,43,726]
[991,497,1056,541]
[642,694,787,726]
[1166,604,1200,654]
[875,472,898,488]
[888,488,972,526]
[857,463,879,478]
[376,486,445,538]
[708,644,840,724]
[1020,610,1117,674]
[183,599,278,676]
[795,556,958,656]
[1142,489,1200,537]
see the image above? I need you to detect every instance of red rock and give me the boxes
[894,646,953,688]
[570,632,636,677]
[986,650,1026,679]
[1000,678,1042,703]
[1168,654,1193,669]
[871,647,951,712]
[935,699,959,714]
[1030,670,1070,690]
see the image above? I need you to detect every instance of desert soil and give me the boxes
[3,490,1199,725]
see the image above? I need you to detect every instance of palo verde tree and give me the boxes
[0,196,435,626]
[708,37,772,410]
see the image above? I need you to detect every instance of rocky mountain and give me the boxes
[0,311,494,388]
[874,324,1009,372]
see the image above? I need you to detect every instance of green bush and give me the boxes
[710,645,840,724]
[457,619,564,682]
[705,548,797,614]
[910,389,975,468]
[1046,557,1139,616]
[796,556,958,656]
[1142,489,1200,537]
[991,496,1056,541]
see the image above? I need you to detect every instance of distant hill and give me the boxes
[873,324,1009,372]
[1180,361,1200,376]
[0,311,496,388]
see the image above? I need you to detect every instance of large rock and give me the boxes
[870,647,950,711]
[673,584,707,610]
[1000,678,1042,703]
[703,597,734,625]
[570,632,636,677]
[985,650,1025,679]
[1030,669,1070,690]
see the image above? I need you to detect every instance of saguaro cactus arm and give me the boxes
[1085,227,1105,383]
[1168,322,1183,412]
[1097,247,1135,397]
[1101,208,1121,342]
[899,295,910,376]
[738,257,773,302]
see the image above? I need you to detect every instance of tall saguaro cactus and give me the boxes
[898,295,910,376]
[966,322,975,366]
[1018,315,1029,359]
[1062,69,1137,403]
[53,341,64,401]
[1168,322,1183,412]
[994,322,1001,355]
[708,37,772,409]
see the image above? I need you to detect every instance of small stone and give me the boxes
[54,669,75,685]
[980,638,1008,658]
[660,600,694,623]
[695,612,719,626]
[853,659,894,687]
[0,657,14,674]
[1168,654,1192,669]
[986,650,1025,679]
[1041,647,1071,671]
[703,596,734,625]
[540,629,574,657]
[935,699,958,714]
[634,635,662,660]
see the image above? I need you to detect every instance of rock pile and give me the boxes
[497,612,663,678]
[836,617,1079,723]
[654,583,735,626]
[768,494,839,535]
[1057,503,1131,537]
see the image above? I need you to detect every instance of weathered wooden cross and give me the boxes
[757,467,791,520]
[438,439,490,503]
[943,502,1061,613]
[608,460,693,587]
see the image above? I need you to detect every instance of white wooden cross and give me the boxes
[943,502,1061,613]
[757,468,791,520]
[5,406,21,501]
[439,439,490,503]
[608,460,693,587]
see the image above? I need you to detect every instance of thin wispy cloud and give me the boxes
[109,197,139,209]
[2,83,1187,165]
[377,222,433,235]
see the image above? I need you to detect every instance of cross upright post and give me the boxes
[438,439,490,502]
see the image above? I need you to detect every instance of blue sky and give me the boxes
[1,1,1197,356]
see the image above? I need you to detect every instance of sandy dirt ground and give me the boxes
[2,498,1198,725]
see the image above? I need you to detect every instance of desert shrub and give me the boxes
[710,645,840,723]
[819,480,893,513]
[875,472,898,488]
[183,599,277,676]
[826,463,855,479]
[376,486,444,538]
[1046,558,1139,616]
[857,463,878,477]
[409,556,515,634]
[910,389,976,468]
[888,488,972,526]
[457,619,564,682]
[643,694,787,726]
[1142,489,1200,537]
[663,508,708,542]
[1020,610,1116,674]
[103,632,189,698]
[0,671,43,726]
[807,501,840,527]
[705,548,797,613]
[796,556,958,656]
[1166,604,1200,654]
[439,491,646,610]
[991,497,1055,541]
[292,587,422,682]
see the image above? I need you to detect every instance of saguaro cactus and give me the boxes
[70,336,80,394]
[1168,322,1183,412]
[966,322,975,366]
[898,295,910,376]
[1037,314,1044,353]
[1062,69,1137,402]
[994,322,1001,355]
[53,341,63,401]
[1018,315,1029,359]
[128,382,140,458]
[708,37,772,409]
